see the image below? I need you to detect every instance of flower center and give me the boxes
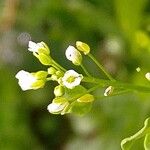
[67,76,75,83]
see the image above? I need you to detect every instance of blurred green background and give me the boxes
[0,0,150,149]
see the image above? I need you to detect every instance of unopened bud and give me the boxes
[65,46,82,65]
[54,85,64,97]
[76,41,90,55]
[77,94,94,103]
[48,67,57,75]
[38,53,52,65]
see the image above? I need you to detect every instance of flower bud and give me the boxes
[34,71,48,79]
[47,97,69,114]
[56,71,63,77]
[28,41,50,55]
[15,70,46,91]
[77,94,94,103]
[54,85,64,97]
[48,67,57,75]
[76,41,90,55]
[51,74,58,81]
[65,46,82,65]
[38,53,52,65]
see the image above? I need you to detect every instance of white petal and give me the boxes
[47,103,65,113]
[15,70,36,91]
[28,41,39,52]
[145,72,150,81]
[65,46,77,61]
[62,70,83,89]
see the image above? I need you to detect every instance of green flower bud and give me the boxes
[76,41,90,55]
[53,97,67,103]
[31,80,46,89]
[51,74,58,81]
[56,71,64,77]
[77,94,94,103]
[54,85,64,97]
[38,53,52,65]
[34,71,48,79]
[58,77,63,85]
[48,67,57,75]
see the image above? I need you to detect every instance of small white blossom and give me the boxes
[136,67,141,72]
[28,41,44,53]
[15,70,45,91]
[65,46,82,65]
[145,72,150,81]
[47,102,67,114]
[28,41,50,55]
[62,70,83,89]
[104,86,114,96]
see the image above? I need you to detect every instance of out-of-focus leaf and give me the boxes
[69,101,92,116]
[121,117,150,150]
[144,134,150,150]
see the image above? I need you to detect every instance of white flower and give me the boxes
[104,86,114,96]
[28,41,44,53]
[136,67,141,72]
[15,70,45,91]
[145,72,150,81]
[47,102,67,114]
[28,41,50,55]
[65,45,82,65]
[62,70,83,89]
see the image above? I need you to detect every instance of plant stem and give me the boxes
[80,64,91,77]
[88,53,114,81]
[95,89,132,100]
[83,77,150,93]
[69,84,102,101]
[52,60,66,72]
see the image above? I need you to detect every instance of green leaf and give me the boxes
[61,85,93,115]
[144,134,150,150]
[63,85,87,102]
[69,101,92,116]
[121,117,150,150]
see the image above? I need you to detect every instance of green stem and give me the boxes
[83,77,150,93]
[95,89,132,100]
[88,53,114,81]
[80,64,91,77]
[52,60,66,72]
[69,84,102,101]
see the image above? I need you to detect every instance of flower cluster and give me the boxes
[16,41,94,115]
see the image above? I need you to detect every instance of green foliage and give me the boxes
[0,0,150,149]
[121,117,150,150]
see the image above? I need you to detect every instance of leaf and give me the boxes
[144,134,150,150]
[121,117,150,150]
[61,85,93,115]
[63,85,87,102]
[69,101,92,116]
